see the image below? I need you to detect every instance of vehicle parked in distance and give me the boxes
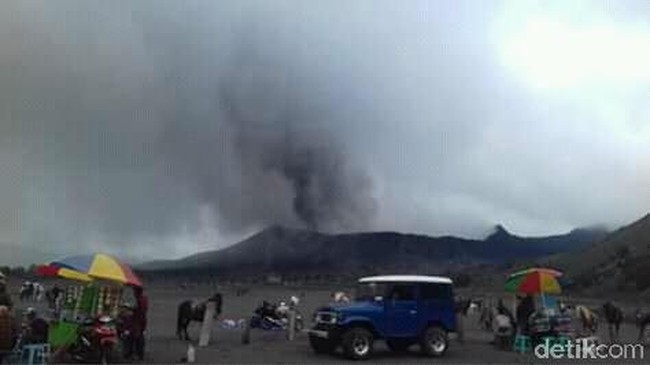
[308,275,456,360]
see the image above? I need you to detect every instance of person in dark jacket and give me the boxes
[118,304,136,360]
[0,284,12,311]
[516,295,535,335]
[132,287,148,361]
[23,308,48,344]
[0,305,17,364]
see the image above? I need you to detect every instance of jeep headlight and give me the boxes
[314,311,341,324]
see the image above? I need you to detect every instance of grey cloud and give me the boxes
[0,0,647,263]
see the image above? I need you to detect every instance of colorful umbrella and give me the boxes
[504,267,562,295]
[34,264,93,282]
[51,253,142,287]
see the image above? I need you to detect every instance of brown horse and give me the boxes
[176,293,223,341]
[603,301,623,342]
[635,309,650,342]
[575,305,598,335]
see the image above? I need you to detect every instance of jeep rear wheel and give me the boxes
[386,339,412,352]
[309,335,336,354]
[420,325,448,357]
[342,328,374,360]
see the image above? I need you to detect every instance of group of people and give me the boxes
[19,282,45,303]
[0,280,50,363]
[474,294,650,349]
[0,276,149,363]
[473,295,576,349]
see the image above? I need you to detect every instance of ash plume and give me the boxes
[159,45,376,233]
[217,51,375,231]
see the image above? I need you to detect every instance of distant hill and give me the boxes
[139,224,607,278]
[546,214,650,293]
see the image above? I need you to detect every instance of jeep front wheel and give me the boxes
[342,327,374,360]
[420,325,448,357]
[309,335,336,354]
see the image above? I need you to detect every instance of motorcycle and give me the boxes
[69,315,119,364]
[250,298,304,332]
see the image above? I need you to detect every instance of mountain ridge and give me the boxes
[139,223,608,276]
[545,213,650,293]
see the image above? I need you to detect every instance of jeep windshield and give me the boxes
[355,282,388,301]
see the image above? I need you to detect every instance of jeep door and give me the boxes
[384,283,419,337]
[419,283,456,332]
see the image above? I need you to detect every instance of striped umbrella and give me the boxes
[504,267,562,295]
[51,253,142,287]
[35,264,93,282]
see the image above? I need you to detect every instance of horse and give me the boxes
[603,301,623,342]
[635,309,650,342]
[176,293,223,341]
[575,305,599,335]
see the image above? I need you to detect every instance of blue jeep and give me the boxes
[307,275,456,360]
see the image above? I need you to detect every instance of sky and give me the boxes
[0,0,648,265]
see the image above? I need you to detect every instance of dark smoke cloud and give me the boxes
[160,44,376,233]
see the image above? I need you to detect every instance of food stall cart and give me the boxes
[35,253,142,357]
[504,268,572,352]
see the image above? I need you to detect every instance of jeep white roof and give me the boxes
[358,275,453,284]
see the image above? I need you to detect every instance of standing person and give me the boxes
[0,306,17,364]
[132,287,148,361]
[454,296,469,344]
[23,308,49,344]
[497,299,516,333]
[493,309,514,350]
[0,283,11,310]
[48,285,63,314]
[117,304,135,360]
[516,295,535,335]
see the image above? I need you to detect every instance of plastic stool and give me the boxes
[513,335,531,354]
[557,335,571,348]
[540,336,556,347]
[21,344,50,365]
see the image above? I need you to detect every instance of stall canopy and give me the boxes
[505,267,562,295]
[50,253,142,287]
[35,264,93,282]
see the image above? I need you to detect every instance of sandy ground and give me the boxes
[5,282,649,363]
